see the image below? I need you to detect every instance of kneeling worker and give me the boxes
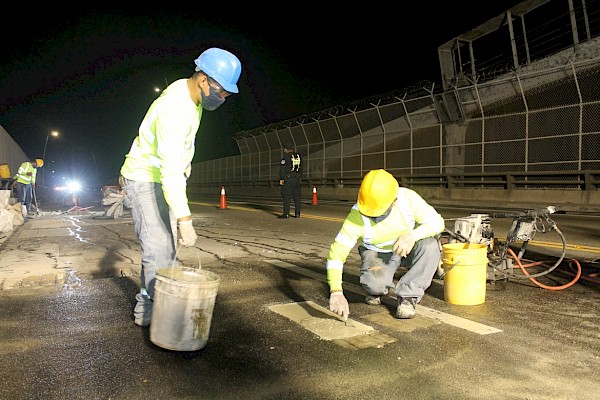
[326,169,444,320]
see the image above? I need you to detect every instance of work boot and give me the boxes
[396,297,417,319]
[134,314,151,327]
[278,214,290,219]
[365,295,381,305]
[294,213,300,218]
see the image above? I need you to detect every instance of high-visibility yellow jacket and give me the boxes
[120,79,202,219]
[326,187,445,291]
[14,162,37,185]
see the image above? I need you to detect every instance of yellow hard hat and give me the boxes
[357,169,399,217]
[35,158,44,167]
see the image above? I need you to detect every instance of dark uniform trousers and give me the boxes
[282,172,301,217]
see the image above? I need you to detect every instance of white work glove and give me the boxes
[178,220,198,247]
[393,231,418,258]
[104,193,125,219]
[329,291,349,321]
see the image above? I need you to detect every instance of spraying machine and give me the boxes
[441,206,566,283]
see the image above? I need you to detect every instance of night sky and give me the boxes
[1,3,521,186]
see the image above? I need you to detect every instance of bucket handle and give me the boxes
[172,244,202,280]
[439,261,460,279]
[195,247,202,270]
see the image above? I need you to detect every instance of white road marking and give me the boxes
[264,259,503,335]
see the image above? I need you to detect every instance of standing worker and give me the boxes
[326,169,444,320]
[278,142,303,218]
[120,48,242,327]
[13,158,43,218]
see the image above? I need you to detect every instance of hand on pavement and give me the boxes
[329,291,349,321]
[178,221,198,247]
[393,231,417,258]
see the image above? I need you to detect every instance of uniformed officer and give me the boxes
[278,142,302,218]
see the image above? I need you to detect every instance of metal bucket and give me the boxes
[150,266,220,351]
[441,243,488,305]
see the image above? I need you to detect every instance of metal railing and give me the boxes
[192,170,600,192]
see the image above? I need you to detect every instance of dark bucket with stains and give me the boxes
[150,267,220,351]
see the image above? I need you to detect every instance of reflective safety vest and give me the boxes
[290,154,301,171]
[325,187,445,291]
[14,162,37,185]
[120,79,202,219]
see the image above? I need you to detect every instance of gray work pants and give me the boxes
[358,237,440,302]
[122,179,178,309]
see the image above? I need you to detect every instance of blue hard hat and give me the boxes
[194,48,242,93]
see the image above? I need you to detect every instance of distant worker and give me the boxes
[13,158,43,218]
[120,47,242,327]
[278,142,303,219]
[326,169,445,320]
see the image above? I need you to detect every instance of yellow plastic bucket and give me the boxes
[441,243,488,305]
[150,266,220,351]
[0,164,10,179]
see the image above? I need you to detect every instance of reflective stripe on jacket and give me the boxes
[120,79,202,219]
[326,187,445,291]
[14,162,36,185]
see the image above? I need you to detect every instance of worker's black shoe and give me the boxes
[278,214,290,219]
[396,297,417,319]
[294,214,300,218]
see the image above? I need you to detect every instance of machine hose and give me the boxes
[494,225,567,280]
[502,226,600,290]
[507,247,582,291]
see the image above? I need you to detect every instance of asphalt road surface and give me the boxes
[0,196,598,400]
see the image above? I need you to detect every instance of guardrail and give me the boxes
[188,170,600,213]
[401,170,600,191]
[196,170,600,191]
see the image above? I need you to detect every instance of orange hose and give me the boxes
[507,247,581,290]
[560,261,600,285]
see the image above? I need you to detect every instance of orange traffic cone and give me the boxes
[311,186,318,206]
[219,186,227,209]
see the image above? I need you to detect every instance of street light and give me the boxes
[42,130,59,187]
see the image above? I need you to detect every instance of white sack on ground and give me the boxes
[0,190,10,208]
[103,192,126,219]
[0,209,13,233]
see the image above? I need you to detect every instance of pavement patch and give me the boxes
[269,301,397,349]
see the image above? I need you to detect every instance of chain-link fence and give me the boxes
[190,0,600,193]
[190,54,600,190]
